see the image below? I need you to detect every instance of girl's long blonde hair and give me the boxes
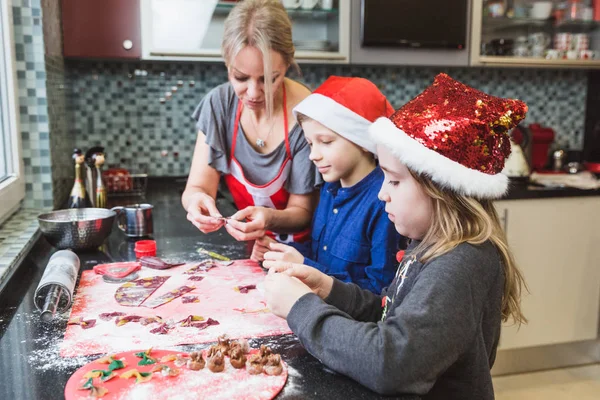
[222,0,299,119]
[411,172,528,325]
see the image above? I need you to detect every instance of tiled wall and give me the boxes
[42,0,71,209]
[12,0,71,210]
[67,61,588,177]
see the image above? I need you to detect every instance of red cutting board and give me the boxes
[64,349,288,400]
[60,260,291,357]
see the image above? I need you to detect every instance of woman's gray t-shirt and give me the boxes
[191,82,319,194]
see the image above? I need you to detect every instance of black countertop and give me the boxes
[0,178,417,400]
[503,182,600,200]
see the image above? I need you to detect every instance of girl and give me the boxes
[255,76,403,293]
[262,73,528,399]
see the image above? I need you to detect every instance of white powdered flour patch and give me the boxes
[120,365,287,400]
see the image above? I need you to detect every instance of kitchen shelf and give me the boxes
[214,2,338,19]
[554,19,600,33]
[478,55,600,68]
[482,16,552,32]
[147,49,346,62]
[483,16,600,33]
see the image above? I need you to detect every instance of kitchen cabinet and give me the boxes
[349,0,472,66]
[140,0,350,63]
[494,197,600,350]
[471,1,600,68]
[61,0,142,59]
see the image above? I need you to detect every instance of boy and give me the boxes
[255,76,404,294]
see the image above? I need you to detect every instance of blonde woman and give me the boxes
[182,0,319,243]
[262,74,528,399]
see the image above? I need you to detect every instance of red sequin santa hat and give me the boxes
[369,73,528,199]
[293,76,394,153]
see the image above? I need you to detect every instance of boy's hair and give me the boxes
[410,171,527,326]
[296,112,376,161]
[295,112,311,126]
[222,0,300,120]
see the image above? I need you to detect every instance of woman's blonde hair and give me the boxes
[410,172,528,325]
[222,0,299,119]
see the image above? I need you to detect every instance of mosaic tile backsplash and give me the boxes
[42,0,72,209]
[12,0,72,209]
[67,61,588,177]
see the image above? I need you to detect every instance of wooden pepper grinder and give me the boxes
[67,148,88,208]
[85,146,107,208]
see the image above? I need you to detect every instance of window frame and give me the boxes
[0,0,25,225]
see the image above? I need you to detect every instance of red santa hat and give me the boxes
[369,73,528,199]
[293,76,394,154]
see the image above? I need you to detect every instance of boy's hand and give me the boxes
[263,242,304,265]
[264,272,311,319]
[250,236,277,262]
[263,261,334,300]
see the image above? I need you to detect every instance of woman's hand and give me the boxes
[263,242,304,265]
[250,236,277,262]
[264,272,312,319]
[185,192,225,233]
[263,261,334,300]
[225,206,271,241]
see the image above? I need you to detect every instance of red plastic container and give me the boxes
[529,124,556,171]
[134,240,157,258]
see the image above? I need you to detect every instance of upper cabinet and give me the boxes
[62,0,142,59]
[140,0,350,63]
[471,0,600,68]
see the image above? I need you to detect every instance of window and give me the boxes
[0,0,24,225]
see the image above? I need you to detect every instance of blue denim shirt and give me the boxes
[293,167,404,294]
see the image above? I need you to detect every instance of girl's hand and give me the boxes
[250,236,277,262]
[264,272,311,319]
[263,261,334,300]
[186,192,225,233]
[263,242,304,265]
[225,206,271,241]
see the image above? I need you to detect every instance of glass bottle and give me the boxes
[67,148,88,208]
[94,151,107,208]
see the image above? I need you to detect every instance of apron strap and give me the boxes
[230,99,244,161]
[231,83,291,160]
[282,84,291,157]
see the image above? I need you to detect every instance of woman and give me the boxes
[182,0,319,243]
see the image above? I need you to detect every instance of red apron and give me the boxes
[224,86,310,243]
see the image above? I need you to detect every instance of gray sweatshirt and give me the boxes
[287,240,505,399]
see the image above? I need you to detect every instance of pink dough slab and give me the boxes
[60,260,291,357]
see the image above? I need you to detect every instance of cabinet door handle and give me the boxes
[123,40,133,50]
[500,209,508,233]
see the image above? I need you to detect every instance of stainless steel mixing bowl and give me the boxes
[37,208,116,250]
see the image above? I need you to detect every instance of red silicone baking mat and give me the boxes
[64,349,288,400]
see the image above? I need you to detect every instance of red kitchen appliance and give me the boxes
[528,123,556,171]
